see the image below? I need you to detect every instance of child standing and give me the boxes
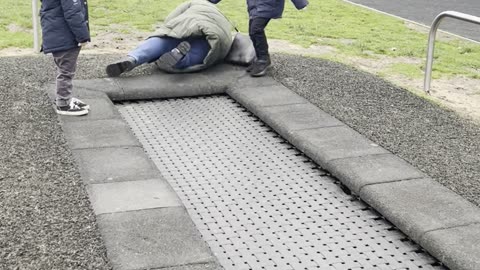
[40,0,91,116]
[245,0,309,77]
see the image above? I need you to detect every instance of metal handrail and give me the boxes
[424,11,480,93]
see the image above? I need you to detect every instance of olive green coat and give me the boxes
[151,0,233,72]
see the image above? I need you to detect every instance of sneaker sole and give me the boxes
[250,66,270,77]
[106,61,134,77]
[56,109,89,116]
[250,71,267,77]
[58,103,90,111]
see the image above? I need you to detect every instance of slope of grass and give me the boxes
[3,0,480,78]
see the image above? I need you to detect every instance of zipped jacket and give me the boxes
[151,0,233,72]
[246,0,308,19]
[40,0,90,53]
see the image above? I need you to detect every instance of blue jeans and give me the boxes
[128,36,210,69]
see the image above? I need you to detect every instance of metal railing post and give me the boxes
[424,11,480,94]
[32,0,40,53]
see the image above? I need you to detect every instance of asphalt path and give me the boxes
[345,0,480,41]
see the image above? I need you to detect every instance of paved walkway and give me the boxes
[345,0,480,41]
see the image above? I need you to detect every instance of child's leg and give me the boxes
[248,18,257,54]
[174,37,210,69]
[249,17,271,61]
[52,47,81,107]
[128,37,181,65]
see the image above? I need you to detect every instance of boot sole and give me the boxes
[106,61,134,77]
[156,41,191,69]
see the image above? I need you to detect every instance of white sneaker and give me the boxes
[71,97,90,110]
[56,100,89,116]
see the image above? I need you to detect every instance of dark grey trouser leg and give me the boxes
[249,17,271,61]
[52,47,81,107]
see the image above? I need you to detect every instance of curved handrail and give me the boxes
[424,11,480,93]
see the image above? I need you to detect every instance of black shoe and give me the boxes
[155,41,191,71]
[250,58,271,77]
[106,57,136,77]
[56,100,89,116]
[246,61,255,73]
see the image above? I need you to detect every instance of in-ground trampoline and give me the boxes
[116,95,445,270]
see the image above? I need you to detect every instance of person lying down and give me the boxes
[106,0,233,76]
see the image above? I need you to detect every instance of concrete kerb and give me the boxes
[53,63,480,270]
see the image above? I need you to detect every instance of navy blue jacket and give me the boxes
[246,0,308,19]
[40,0,90,53]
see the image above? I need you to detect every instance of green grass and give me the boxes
[3,0,480,79]
[0,1,36,48]
[388,63,424,79]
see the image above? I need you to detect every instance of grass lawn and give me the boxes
[3,0,480,79]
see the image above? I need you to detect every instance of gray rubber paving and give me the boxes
[116,96,446,270]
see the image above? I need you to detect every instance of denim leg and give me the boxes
[249,17,271,61]
[128,37,181,65]
[174,38,210,69]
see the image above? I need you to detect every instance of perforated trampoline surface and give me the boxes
[116,96,446,270]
